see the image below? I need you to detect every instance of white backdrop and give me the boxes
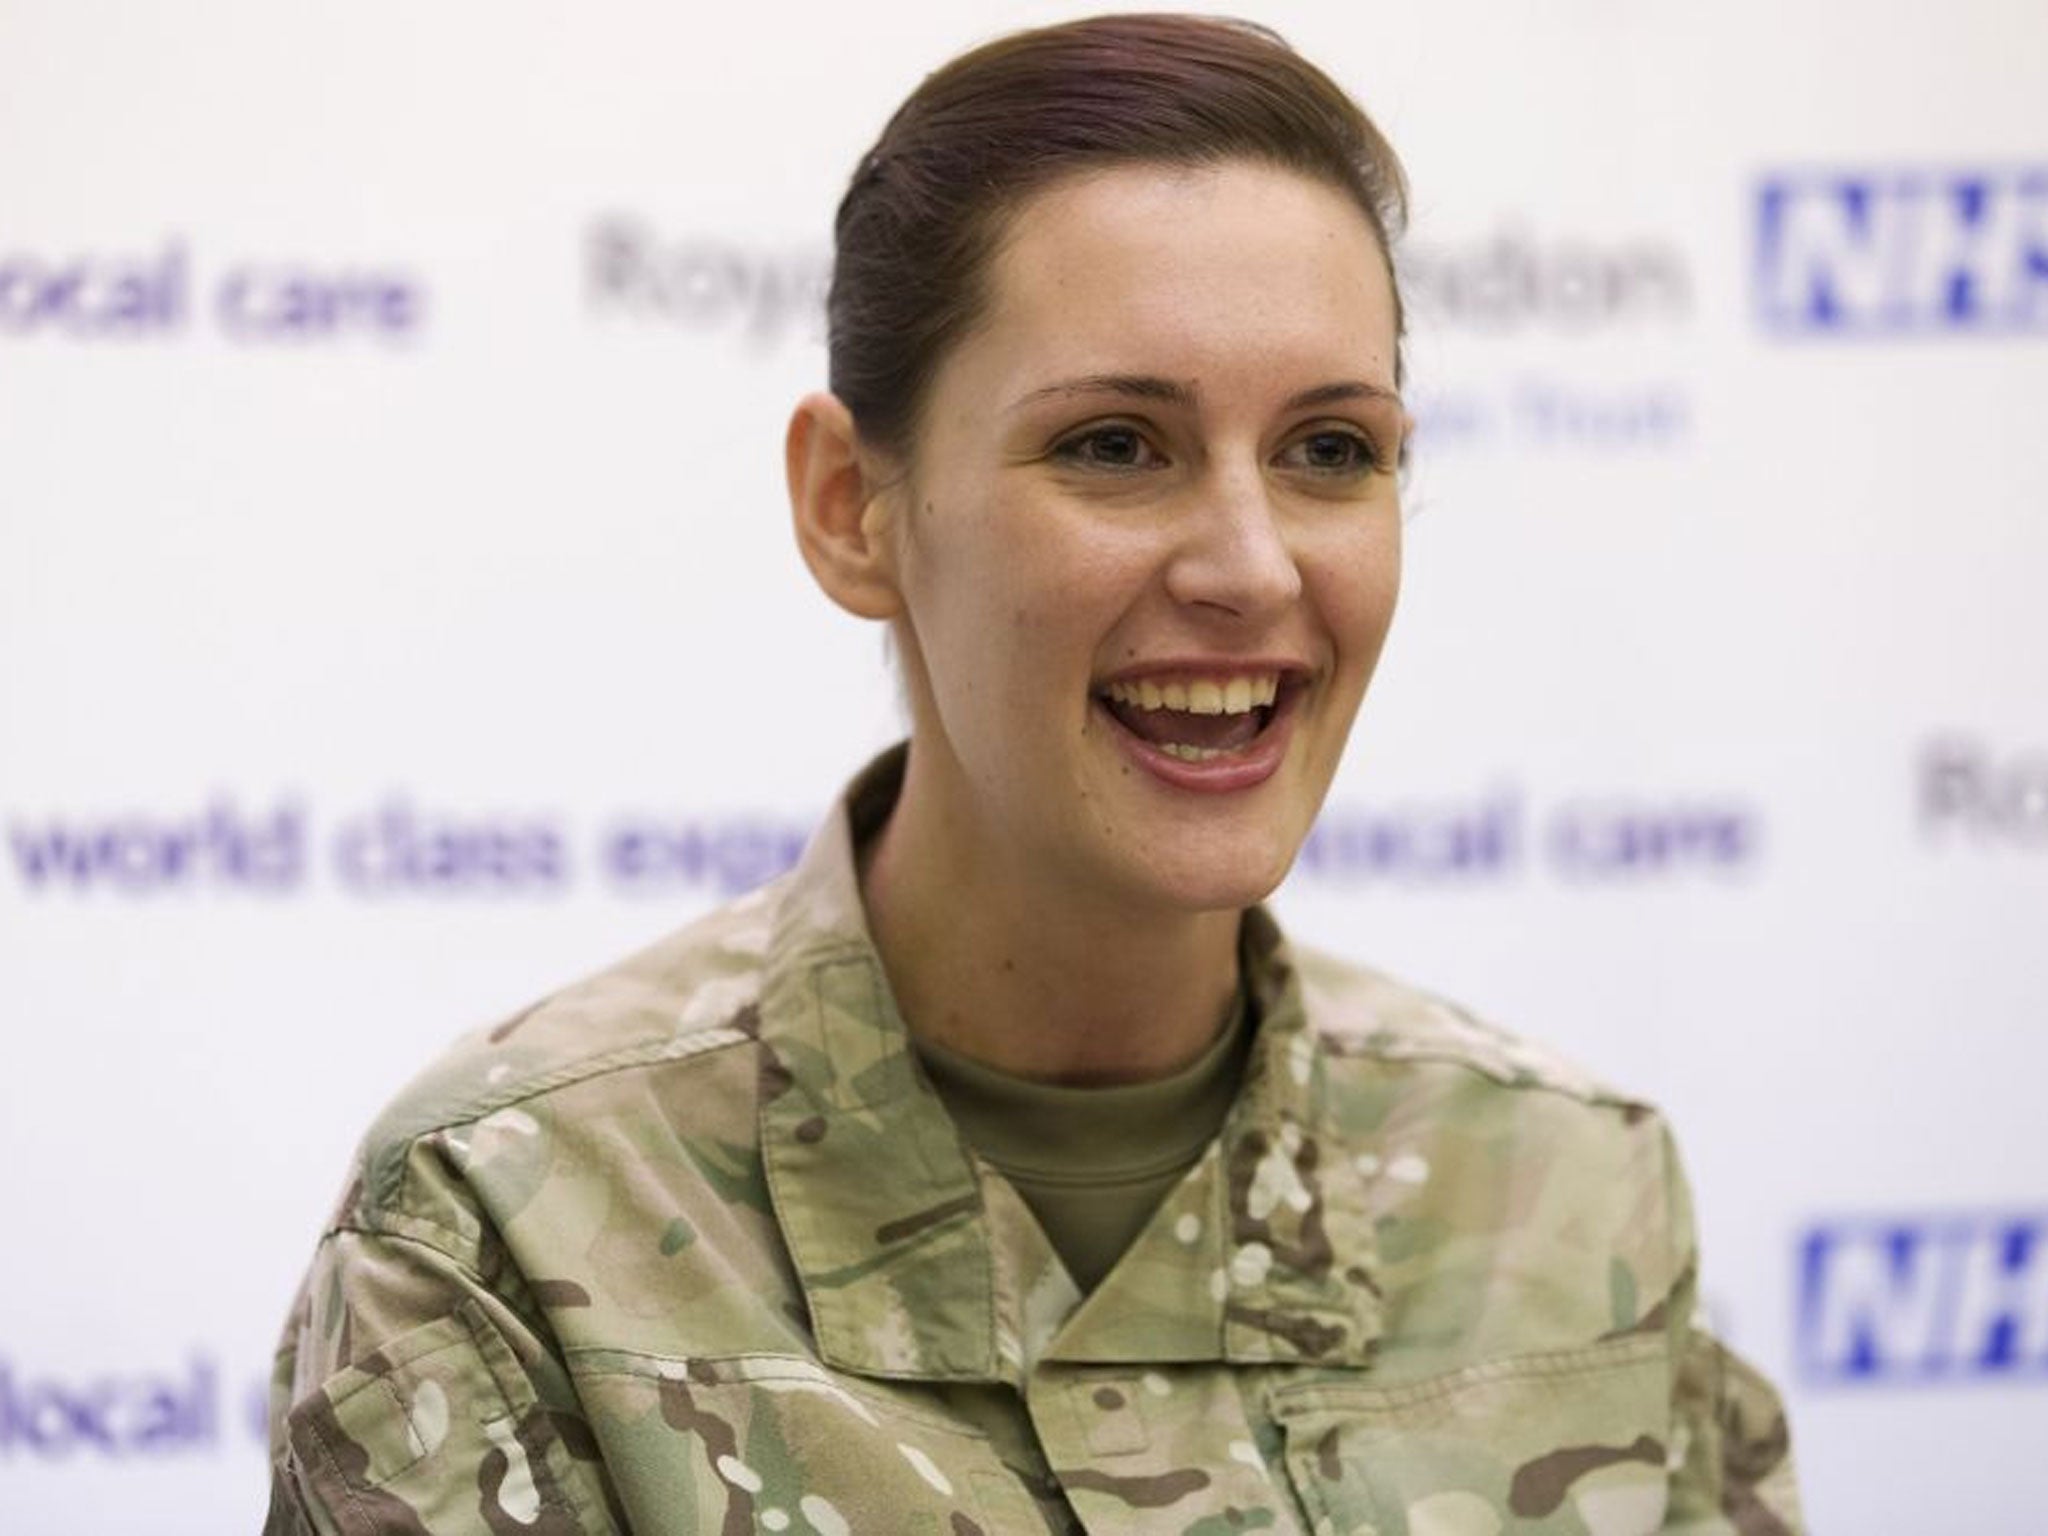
[3,2,2046,1530]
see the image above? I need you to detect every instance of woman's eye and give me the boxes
[1281,428,1382,476]
[1051,425,1161,470]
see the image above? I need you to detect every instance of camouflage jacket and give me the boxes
[266,752,1803,1535]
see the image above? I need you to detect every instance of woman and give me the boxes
[267,16,1803,1534]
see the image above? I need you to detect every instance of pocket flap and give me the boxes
[283,1300,600,1535]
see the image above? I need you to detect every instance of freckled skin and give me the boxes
[879,161,1401,920]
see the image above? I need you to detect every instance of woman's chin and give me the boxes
[1118,835,1303,916]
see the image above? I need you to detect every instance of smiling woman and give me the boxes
[265,16,1805,1536]
[796,159,1407,1078]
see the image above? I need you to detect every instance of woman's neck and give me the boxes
[860,753,1244,1086]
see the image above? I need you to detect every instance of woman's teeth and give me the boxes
[1102,675,1279,715]
[1096,672,1282,761]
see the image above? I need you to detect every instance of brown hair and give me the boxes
[828,12,1410,459]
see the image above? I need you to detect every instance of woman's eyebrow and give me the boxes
[1008,374,1197,411]
[1282,380,1405,412]
[1006,375,1403,413]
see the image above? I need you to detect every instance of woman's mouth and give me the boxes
[1091,669,1301,787]
[1098,672,1278,759]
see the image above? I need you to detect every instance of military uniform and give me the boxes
[266,750,1803,1534]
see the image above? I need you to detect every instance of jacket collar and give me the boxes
[756,747,1383,1382]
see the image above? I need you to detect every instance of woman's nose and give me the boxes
[1162,467,1305,620]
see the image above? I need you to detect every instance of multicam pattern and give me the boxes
[266,751,1803,1534]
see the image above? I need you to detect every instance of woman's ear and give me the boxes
[787,392,905,620]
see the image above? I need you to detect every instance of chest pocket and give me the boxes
[570,1352,1059,1535]
[1269,1334,1673,1536]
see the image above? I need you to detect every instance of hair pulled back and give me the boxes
[828,13,1409,459]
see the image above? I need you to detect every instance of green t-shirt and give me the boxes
[915,992,1251,1292]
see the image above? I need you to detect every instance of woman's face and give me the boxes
[882,157,1406,915]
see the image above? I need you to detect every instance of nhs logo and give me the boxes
[1798,1214,2048,1383]
[1755,168,2048,333]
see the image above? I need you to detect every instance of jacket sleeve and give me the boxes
[264,1145,624,1535]
[1657,1125,1806,1535]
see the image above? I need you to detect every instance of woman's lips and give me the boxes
[1091,673,1304,791]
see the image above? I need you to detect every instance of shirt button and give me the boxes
[1070,1376,1149,1456]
